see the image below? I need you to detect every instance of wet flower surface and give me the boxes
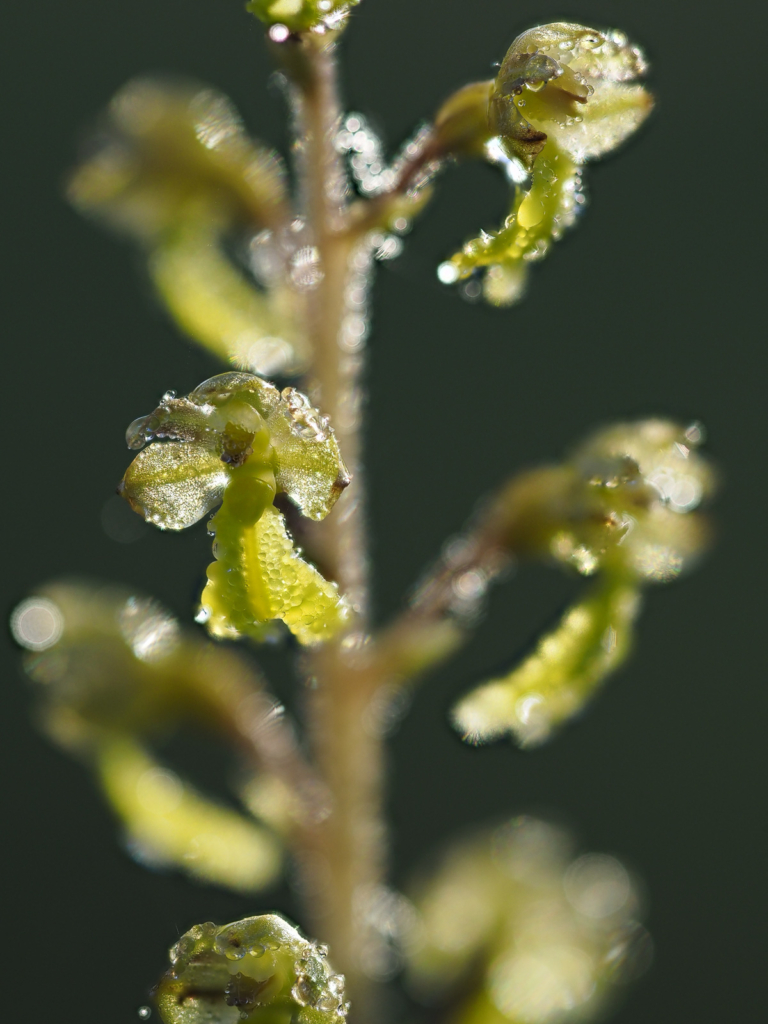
[121,372,351,644]
[452,419,713,746]
[437,23,653,305]
[156,913,349,1024]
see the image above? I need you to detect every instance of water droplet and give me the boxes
[10,597,64,651]
[684,421,705,445]
[316,993,339,1012]
[269,23,290,43]
[138,1008,152,1020]
[437,262,459,284]
[291,976,313,1006]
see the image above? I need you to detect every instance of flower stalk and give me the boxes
[291,33,387,1016]
[10,12,715,1024]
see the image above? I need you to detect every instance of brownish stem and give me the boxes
[290,32,385,1019]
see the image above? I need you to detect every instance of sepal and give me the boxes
[121,441,231,530]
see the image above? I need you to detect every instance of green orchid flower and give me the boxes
[436,23,653,305]
[67,77,307,375]
[120,372,351,645]
[453,420,714,746]
[12,580,285,892]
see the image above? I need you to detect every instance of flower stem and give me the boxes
[292,32,384,1019]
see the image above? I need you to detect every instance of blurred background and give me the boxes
[3,0,765,1021]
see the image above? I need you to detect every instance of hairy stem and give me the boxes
[291,33,384,1018]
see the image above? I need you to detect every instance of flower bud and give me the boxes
[155,914,349,1024]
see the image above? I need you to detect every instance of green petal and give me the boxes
[520,80,653,164]
[121,441,231,529]
[452,578,641,747]
[269,388,350,520]
[201,502,350,646]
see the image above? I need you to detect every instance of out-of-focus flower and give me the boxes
[436,23,652,305]
[67,77,309,375]
[405,818,652,1024]
[155,913,349,1024]
[11,580,285,892]
[452,420,713,746]
[491,418,714,582]
[121,372,351,645]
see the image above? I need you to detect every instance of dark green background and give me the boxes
[3,1,765,1021]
